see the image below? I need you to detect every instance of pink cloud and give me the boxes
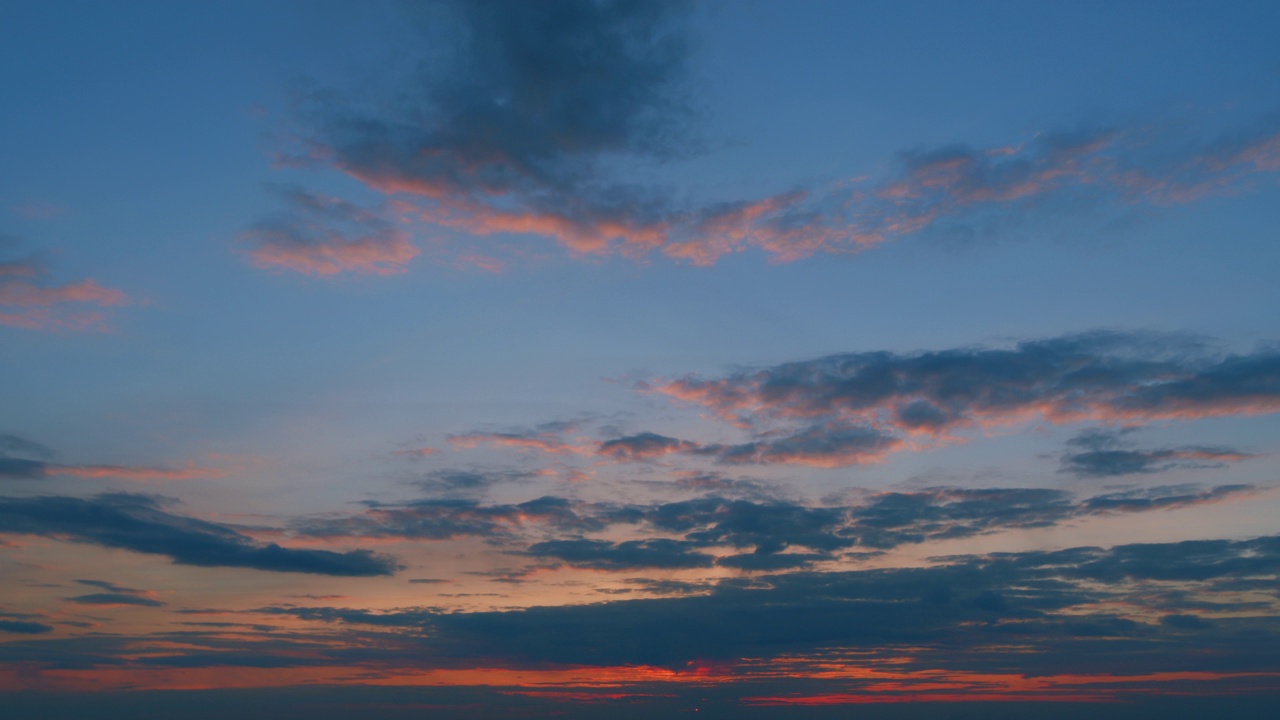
[0,251,129,332]
[49,461,226,481]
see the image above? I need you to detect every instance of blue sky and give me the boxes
[2,1,1280,715]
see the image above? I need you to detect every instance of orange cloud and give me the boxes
[245,233,419,276]
[50,461,225,481]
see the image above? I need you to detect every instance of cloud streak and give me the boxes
[0,493,399,576]
[0,436,225,482]
[639,331,1280,466]
[0,238,127,331]
[239,187,418,276]
[1061,427,1255,478]
[297,483,1256,568]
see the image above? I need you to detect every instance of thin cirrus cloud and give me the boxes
[243,1,1280,273]
[0,493,399,576]
[625,331,1280,467]
[0,237,128,331]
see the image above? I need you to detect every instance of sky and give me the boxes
[2,0,1280,717]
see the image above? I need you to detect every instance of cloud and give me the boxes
[646,331,1280,466]
[1162,614,1214,631]
[258,532,1280,671]
[296,483,1255,565]
[0,437,225,482]
[0,237,128,331]
[64,579,166,607]
[296,495,605,541]
[0,434,55,459]
[65,593,165,608]
[1061,427,1255,477]
[410,469,530,498]
[524,538,715,570]
[0,493,399,576]
[0,620,53,634]
[596,424,901,468]
[0,457,47,480]
[270,20,1280,271]
[694,422,902,468]
[596,432,695,461]
[309,0,693,203]
[239,186,418,276]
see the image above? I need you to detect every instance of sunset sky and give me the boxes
[3,1,1280,717]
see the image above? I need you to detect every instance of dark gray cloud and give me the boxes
[0,457,47,479]
[597,432,695,461]
[239,0,1280,272]
[0,433,55,459]
[846,487,1076,549]
[1061,427,1254,477]
[524,538,714,570]
[598,422,900,467]
[258,0,712,263]
[295,483,1256,569]
[410,468,536,498]
[318,0,696,197]
[1081,484,1254,514]
[2,537,1276,708]
[0,493,399,576]
[257,532,1280,670]
[1161,614,1214,631]
[64,579,166,607]
[65,593,165,608]
[0,619,53,634]
[650,332,1280,466]
[296,495,604,541]
[694,422,901,467]
[0,433,54,479]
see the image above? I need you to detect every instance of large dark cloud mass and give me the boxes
[0,493,399,576]
[323,0,696,198]
[257,533,1280,670]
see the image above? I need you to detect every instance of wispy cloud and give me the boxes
[251,532,1280,675]
[0,435,225,482]
[65,579,165,607]
[296,483,1256,566]
[638,331,1280,466]
[239,186,418,276]
[260,0,1280,271]
[0,493,399,576]
[1061,427,1256,478]
[0,237,128,331]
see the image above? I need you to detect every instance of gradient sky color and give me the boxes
[3,1,1280,717]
